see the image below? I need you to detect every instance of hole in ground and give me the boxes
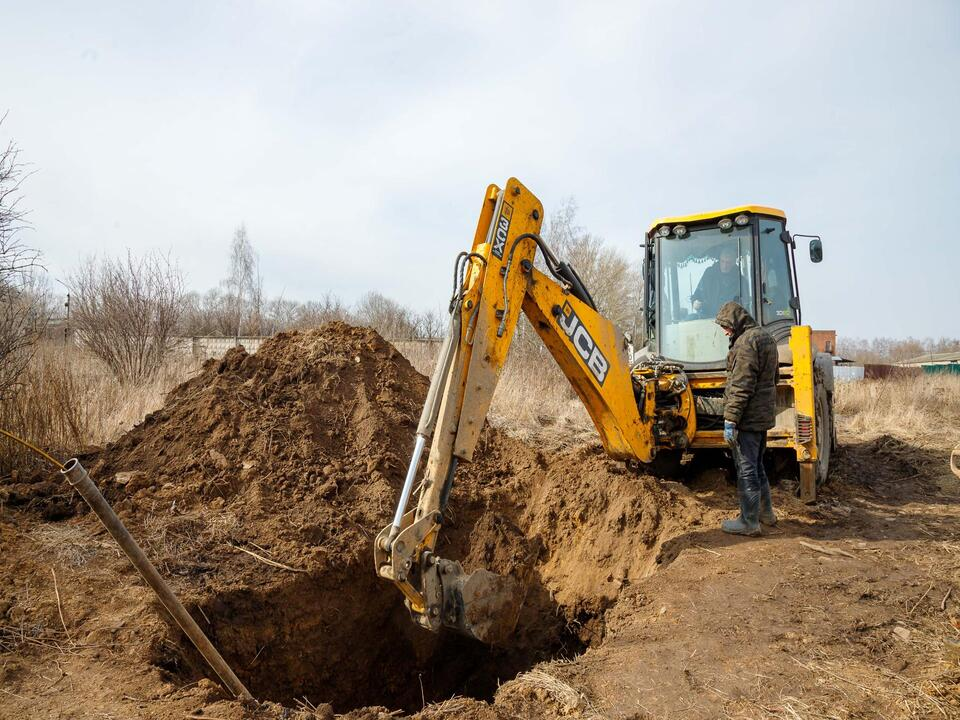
[162,562,600,713]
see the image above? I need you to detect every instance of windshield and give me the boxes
[658,225,754,365]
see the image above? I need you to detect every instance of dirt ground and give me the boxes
[1,325,958,719]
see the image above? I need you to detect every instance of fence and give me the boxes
[180,336,442,370]
[183,336,267,360]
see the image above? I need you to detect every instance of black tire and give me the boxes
[815,384,832,486]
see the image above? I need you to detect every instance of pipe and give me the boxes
[61,458,253,701]
[389,433,426,534]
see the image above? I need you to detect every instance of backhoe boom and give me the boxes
[374,178,676,643]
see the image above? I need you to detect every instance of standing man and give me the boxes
[715,301,779,536]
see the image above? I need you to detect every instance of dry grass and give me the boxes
[489,355,596,450]
[140,507,241,569]
[495,666,604,719]
[26,524,119,567]
[394,339,597,451]
[0,343,199,472]
[835,375,960,449]
[391,339,441,377]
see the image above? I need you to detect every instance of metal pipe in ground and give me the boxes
[61,458,253,701]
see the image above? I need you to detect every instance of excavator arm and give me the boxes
[374,178,691,643]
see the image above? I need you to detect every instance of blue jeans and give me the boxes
[732,430,773,527]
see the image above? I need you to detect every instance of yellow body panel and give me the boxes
[454,180,543,460]
[789,325,819,501]
[647,205,785,234]
[789,325,817,463]
[689,375,727,390]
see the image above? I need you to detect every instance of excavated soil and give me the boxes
[0,323,697,714]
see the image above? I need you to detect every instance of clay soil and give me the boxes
[1,324,958,719]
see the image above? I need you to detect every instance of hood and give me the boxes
[715,301,758,339]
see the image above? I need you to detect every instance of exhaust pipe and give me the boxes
[62,459,253,701]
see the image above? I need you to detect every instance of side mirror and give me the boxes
[809,237,823,263]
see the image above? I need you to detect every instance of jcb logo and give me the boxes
[557,301,609,386]
[491,202,513,260]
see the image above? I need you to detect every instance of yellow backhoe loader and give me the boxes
[374,178,834,644]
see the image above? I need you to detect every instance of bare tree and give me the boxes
[222,225,262,339]
[263,295,300,334]
[181,287,357,336]
[355,291,419,339]
[297,292,354,329]
[836,336,960,363]
[543,198,641,330]
[515,198,642,357]
[179,287,241,336]
[69,251,184,383]
[413,307,445,340]
[0,117,48,398]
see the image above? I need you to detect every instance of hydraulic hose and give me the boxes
[497,232,596,337]
[0,428,65,470]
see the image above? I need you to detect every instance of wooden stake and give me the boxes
[798,540,855,559]
[51,567,72,642]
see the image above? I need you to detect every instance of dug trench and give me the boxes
[67,324,701,714]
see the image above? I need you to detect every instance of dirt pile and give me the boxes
[5,323,698,715]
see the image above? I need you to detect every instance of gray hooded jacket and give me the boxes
[715,302,779,431]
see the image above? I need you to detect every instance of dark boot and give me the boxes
[731,431,764,536]
[758,437,776,526]
[721,516,761,536]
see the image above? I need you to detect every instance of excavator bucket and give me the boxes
[430,558,524,645]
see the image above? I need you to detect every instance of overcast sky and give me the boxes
[4,1,959,339]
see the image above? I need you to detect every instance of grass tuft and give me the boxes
[0,343,199,472]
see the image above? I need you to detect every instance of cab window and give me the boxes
[759,218,795,324]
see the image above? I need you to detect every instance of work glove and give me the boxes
[724,420,738,447]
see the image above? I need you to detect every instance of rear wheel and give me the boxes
[815,384,832,486]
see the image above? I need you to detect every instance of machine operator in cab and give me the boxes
[692,245,744,317]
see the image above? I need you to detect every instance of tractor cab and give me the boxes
[642,206,821,371]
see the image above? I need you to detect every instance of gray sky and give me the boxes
[4,1,959,339]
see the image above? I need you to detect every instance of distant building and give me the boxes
[811,330,836,355]
[897,350,960,376]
